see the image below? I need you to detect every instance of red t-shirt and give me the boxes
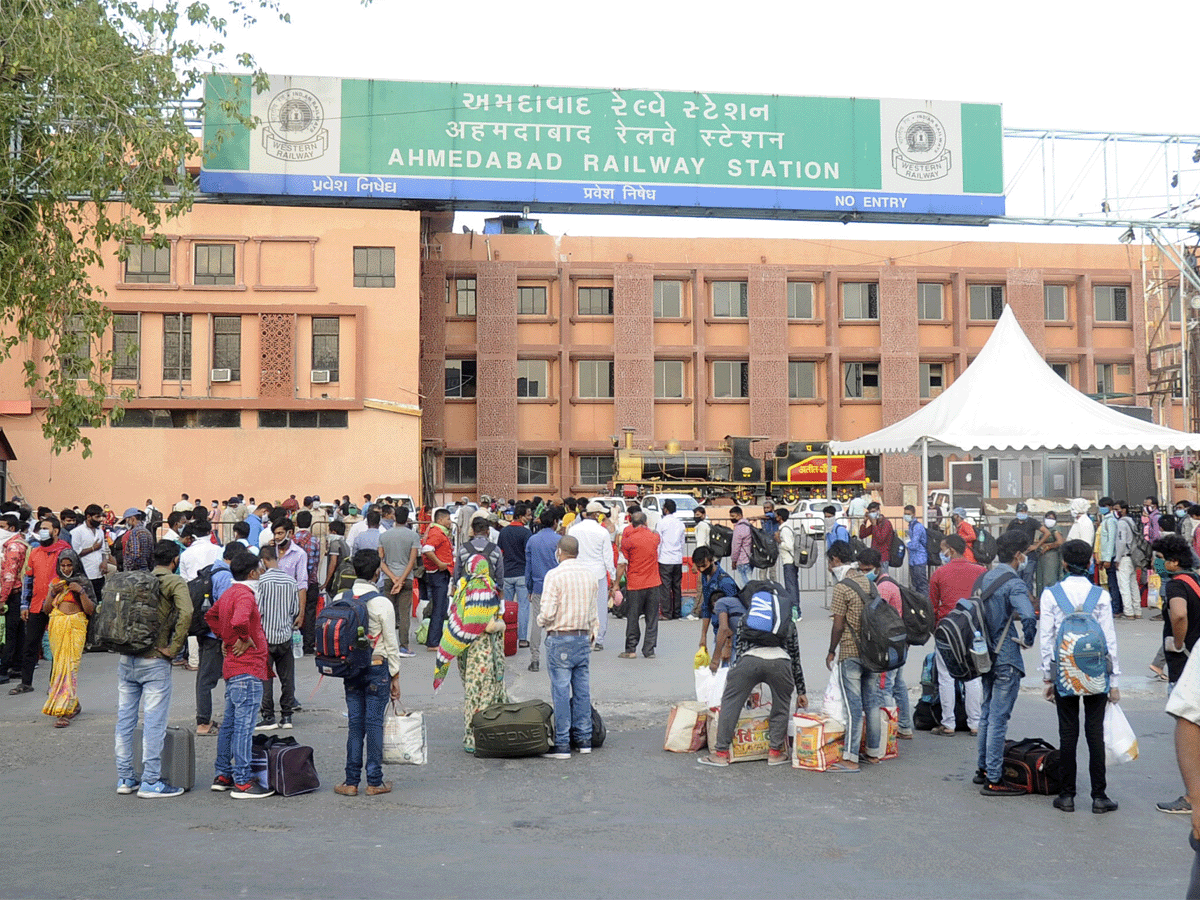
[621,526,662,591]
[928,557,987,621]
[204,582,270,680]
[422,525,453,573]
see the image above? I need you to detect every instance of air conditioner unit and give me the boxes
[310,369,331,384]
[210,368,232,383]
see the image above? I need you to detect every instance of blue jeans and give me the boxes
[883,668,914,732]
[422,569,451,647]
[839,657,882,764]
[504,576,530,640]
[344,663,390,786]
[115,656,173,785]
[214,673,263,786]
[782,564,800,618]
[546,634,591,752]
[909,563,929,597]
[734,563,752,588]
[977,663,1022,782]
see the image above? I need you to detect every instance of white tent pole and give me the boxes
[921,437,929,526]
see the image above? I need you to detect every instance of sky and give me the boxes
[213,0,1200,246]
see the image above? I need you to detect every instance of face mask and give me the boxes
[1017,512,1029,521]
[831,563,853,579]
[903,514,913,523]
[37,530,51,543]
[1044,518,1056,528]
[1098,506,1109,515]
[939,551,951,564]
[1154,557,1169,578]
[870,511,880,519]
[865,571,877,582]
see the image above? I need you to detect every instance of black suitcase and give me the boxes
[471,699,555,758]
[1002,737,1062,795]
[132,724,195,790]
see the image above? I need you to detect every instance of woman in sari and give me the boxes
[433,553,508,751]
[43,551,94,727]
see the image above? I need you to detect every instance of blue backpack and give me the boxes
[1050,583,1110,696]
[739,580,789,646]
[314,588,377,678]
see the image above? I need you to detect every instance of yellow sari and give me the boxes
[43,606,87,719]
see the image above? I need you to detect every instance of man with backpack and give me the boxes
[776,508,800,621]
[1098,497,1125,616]
[728,506,753,587]
[699,579,808,767]
[693,545,741,662]
[1038,538,1121,814]
[195,543,237,736]
[823,505,850,551]
[860,548,914,740]
[113,540,193,798]
[928,534,986,736]
[1153,534,1200,815]
[858,502,895,573]
[1113,501,1141,620]
[975,531,1037,796]
[903,505,929,596]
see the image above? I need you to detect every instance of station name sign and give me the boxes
[201,74,1004,221]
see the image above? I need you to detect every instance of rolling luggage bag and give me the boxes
[132,724,196,791]
[503,601,518,657]
[471,699,555,758]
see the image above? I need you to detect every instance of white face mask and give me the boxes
[1044,518,1056,528]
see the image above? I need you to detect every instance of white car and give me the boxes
[641,493,700,531]
[789,498,846,536]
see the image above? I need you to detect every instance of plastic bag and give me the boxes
[693,647,711,670]
[822,662,846,726]
[1103,703,1138,765]
[416,616,430,646]
[383,703,427,765]
[694,666,728,709]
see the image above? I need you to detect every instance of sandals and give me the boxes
[8,683,32,695]
[54,717,70,728]
[930,725,955,736]
[826,761,861,773]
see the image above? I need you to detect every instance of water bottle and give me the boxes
[971,629,987,657]
[291,628,303,659]
[356,625,368,648]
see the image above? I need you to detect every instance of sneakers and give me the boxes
[279,715,293,730]
[578,746,592,755]
[254,718,278,732]
[767,748,789,766]
[398,648,416,658]
[972,768,987,785]
[518,640,530,648]
[980,781,1025,796]
[643,652,656,659]
[230,782,275,799]
[211,775,235,792]
[527,661,540,672]
[698,750,731,767]
[1159,795,1192,814]
[592,643,603,652]
[542,748,571,760]
[116,777,138,795]
[137,780,185,799]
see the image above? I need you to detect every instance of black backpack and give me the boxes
[878,574,935,646]
[889,530,906,566]
[738,580,790,646]
[186,564,216,637]
[973,528,997,565]
[708,524,733,559]
[849,535,868,560]
[748,527,778,569]
[926,525,946,565]
[314,588,375,678]
[842,579,908,672]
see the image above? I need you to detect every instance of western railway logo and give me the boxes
[263,88,329,162]
[892,111,951,182]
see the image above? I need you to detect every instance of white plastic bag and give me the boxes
[693,666,729,709]
[1103,703,1138,765]
[822,662,846,726]
[383,703,427,765]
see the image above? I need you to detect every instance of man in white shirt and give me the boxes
[655,499,686,620]
[566,500,616,652]
[173,493,194,513]
[693,506,711,552]
[847,490,869,522]
[72,503,109,598]
[776,508,800,620]
[180,519,223,581]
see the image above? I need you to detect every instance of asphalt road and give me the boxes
[2,607,1194,899]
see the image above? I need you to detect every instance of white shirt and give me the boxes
[173,499,193,513]
[656,515,686,565]
[1038,575,1120,687]
[180,538,223,581]
[1066,513,1095,547]
[567,517,616,582]
[71,524,107,579]
[346,518,368,550]
[847,496,869,519]
[778,521,796,567]
[693,519,711,550]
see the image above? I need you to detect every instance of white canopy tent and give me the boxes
[827,306,1200,518]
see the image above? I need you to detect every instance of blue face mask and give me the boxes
[939,551,951,564]
[1098,506,1109,515]
[865,570,877,582]
[1016,512,1028,521]
[1154,557,1169,578]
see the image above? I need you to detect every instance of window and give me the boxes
[1169,286,1182,322]
[353,247,395,288]
[112,313,139,380]
[654,281,683,318]
[842,283,879,320]
[162,313,192,381]
[448,278,476,316]
[918,283,943,320]
[578,360,614,398]
[517,454,550,485]
[212,315,241,380]
[920,362,945,399]
[712,281,748,318]
[59,315,90,378]
[257,410,346,428]
[518,286,547,315]
[787,361,817,399]
[787,282,815,320]
[312,317,340,381]
[517,360,548,398]
[194,244,235,285]
[969,284,1005,320]
[928,455,945,482]
[1096,363,1115,396]
[1044,284,1068,321]
[713,360,749,399]
[844,362,880,399]
[578,287,613,316]
[1094,285,1129,322]
[445,359,477,398]
[1051,362,1070,383]
[445,454,477,485]
[124,242,170,284]
[579,455,614,484]
[655,360,685,399]
[114,409,241,428]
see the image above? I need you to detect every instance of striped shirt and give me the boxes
[537,557,600,641]
[255,567,299,645]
